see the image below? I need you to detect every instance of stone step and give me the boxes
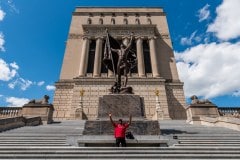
[0,137,66,140]
[1,146,240,150]
[179,141,240,144]
[177,137,240,140]
[0,142,67,144]
[0,153,240,159]
[0,144,70,146]
[174,144,240,147]
[1,149,240,154]
[0,134,74,137]
[0,140,66,142]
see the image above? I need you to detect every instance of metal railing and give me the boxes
[0,107,22,119]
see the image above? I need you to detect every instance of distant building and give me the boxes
[53,7,187,120]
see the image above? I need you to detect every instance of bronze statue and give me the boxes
[103,30,137,94]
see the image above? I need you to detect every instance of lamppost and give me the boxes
[155,89,164,120]
[75,89,85,120]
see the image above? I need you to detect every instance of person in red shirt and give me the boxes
[109,113,132,147]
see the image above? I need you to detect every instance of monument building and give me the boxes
[53,7,187,120]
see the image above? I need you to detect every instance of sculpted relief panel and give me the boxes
[68,25,170,40]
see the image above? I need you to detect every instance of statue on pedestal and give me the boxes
[28,95,50,104]
[190,95,212,104]
[103,30,137,94]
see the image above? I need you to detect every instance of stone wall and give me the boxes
[165,82,187,119]
[53,82,74,119]
[0,116,41,132]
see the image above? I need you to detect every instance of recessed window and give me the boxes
[111,18,115,24]
[99,18,103,24]
[147,18,152,24]
[123,18,128,24]
[135,18,140,24]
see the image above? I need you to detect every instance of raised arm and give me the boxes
[109,113,115,126]
[111,48,119,52]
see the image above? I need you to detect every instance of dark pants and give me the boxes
[116,137,126,147]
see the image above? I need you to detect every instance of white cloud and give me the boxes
[0,8,6,21]
[0,59,18,81]
[175,42,240,98]
[46,85,56,91]
[8,78,33,90]
[0,32,5,52]
[6,97,29,107]
[180,31,201,46]
[10,62,19,70]
[198,4,210,22]
[207,0,240,40]
[37,81,45,86]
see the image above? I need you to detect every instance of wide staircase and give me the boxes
[0,120,240,159]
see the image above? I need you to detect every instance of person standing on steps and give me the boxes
[109,113,132,147]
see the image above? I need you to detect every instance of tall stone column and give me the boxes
[93,37,103,77]
[149,37,160,77]
[136,37,145,77]
[79,37,90,77]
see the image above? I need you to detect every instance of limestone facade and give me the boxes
[53,7,187,120]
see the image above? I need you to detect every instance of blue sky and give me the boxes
[0,0,240,107]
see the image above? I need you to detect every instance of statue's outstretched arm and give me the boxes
[111,48,118,52]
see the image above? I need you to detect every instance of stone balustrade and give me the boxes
[218,107,240,118]
[0,107,22,119]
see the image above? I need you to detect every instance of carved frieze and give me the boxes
[160,34,170,39]
[68,33,83,39]
[82,25,157,39]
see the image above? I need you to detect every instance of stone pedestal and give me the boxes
[186,104,219,124]
[83,120,160,135]
[75,108,83,120]
[22,104,54,124]
[98,95,145,119]
[80,94,161,147]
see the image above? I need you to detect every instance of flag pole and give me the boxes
[106,30,116,78]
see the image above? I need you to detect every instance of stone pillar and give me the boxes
[79,37,90,77]
[93,37,103,77]
[149,37,160,77]
[136,37,145,77]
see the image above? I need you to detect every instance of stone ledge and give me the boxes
[199,116,240,131]
[76,135,168,147]
[0,116,42,132]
